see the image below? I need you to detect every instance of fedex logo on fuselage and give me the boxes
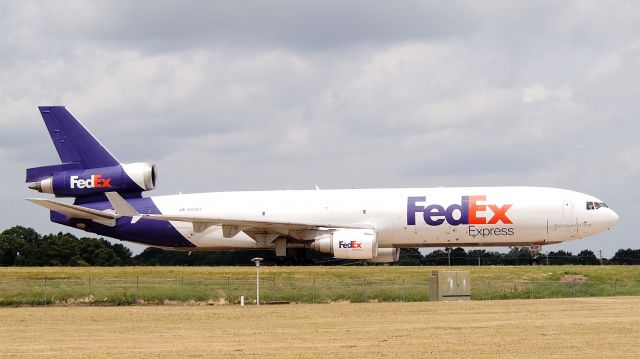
[407,196,513,226]
[338,241,362,249]
[70,175,112,189]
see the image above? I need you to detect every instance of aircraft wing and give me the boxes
[103,192,370,242]
[137,212,370,240]
[130,212,365,230]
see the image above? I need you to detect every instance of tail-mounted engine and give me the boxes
[27,162,157,197]
[310,228,400,263]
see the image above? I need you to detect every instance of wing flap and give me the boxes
[138,213,371,232]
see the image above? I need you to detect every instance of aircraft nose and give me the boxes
[610,209,619,225]
[603,208,619,229]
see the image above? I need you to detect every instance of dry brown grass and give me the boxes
[1,297,639,358]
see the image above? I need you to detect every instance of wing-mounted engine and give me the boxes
[310,228,399,263]
[27,162,157,197]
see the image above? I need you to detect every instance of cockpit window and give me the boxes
[586,201,608,210]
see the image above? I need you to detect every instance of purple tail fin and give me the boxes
[26,107,120,182]
[38,106,119,167]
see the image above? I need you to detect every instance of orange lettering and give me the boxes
[468,195,486,224]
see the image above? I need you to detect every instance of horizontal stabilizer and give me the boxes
[26,198,117,227]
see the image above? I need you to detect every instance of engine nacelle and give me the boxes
[311,228,378,260]
[28,162,156,197]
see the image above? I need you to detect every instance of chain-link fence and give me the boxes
[2,277,640,306]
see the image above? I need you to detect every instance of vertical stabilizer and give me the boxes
[38,106,119,168]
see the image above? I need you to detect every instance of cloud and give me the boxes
[587,52,623,81]
[522,84,573,104]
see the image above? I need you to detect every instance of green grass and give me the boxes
[2,265,640,281]
[1,266,640,306]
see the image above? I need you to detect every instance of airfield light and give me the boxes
[251,257,263,306]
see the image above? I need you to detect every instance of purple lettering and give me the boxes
[424,204,445,225]
[407,196,426,225]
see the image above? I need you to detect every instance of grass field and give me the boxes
[2,265,640,281]
[2,266,640,306]
[1,297,639,358]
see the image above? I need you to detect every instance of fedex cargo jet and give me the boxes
[26,107,619,262]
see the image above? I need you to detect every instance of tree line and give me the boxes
[397,247,640,265]
[1,226,639,266]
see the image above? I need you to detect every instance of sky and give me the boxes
[0,1,637,257]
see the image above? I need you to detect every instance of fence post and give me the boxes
[88,277,92,306]
[614,280,617,296]
[530,281,534,299]
[312,278,316,304]
[226,276,231,303]
[363,278,367,302]
[402,279,407,302]
[573,280,576,298]
[488,280,492,300]
[180,276,184,304]
[136,276,139,303]
[43,277,47,306]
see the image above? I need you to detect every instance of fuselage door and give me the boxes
[563,199,573,219]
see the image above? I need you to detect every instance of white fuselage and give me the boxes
[149,186,619,250]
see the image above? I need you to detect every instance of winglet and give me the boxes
[105,192,140,221]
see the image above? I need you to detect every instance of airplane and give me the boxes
[26,106,619,263]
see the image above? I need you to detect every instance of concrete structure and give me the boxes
[429,270,471,301]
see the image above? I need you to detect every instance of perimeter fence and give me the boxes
[2,277,640,306]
